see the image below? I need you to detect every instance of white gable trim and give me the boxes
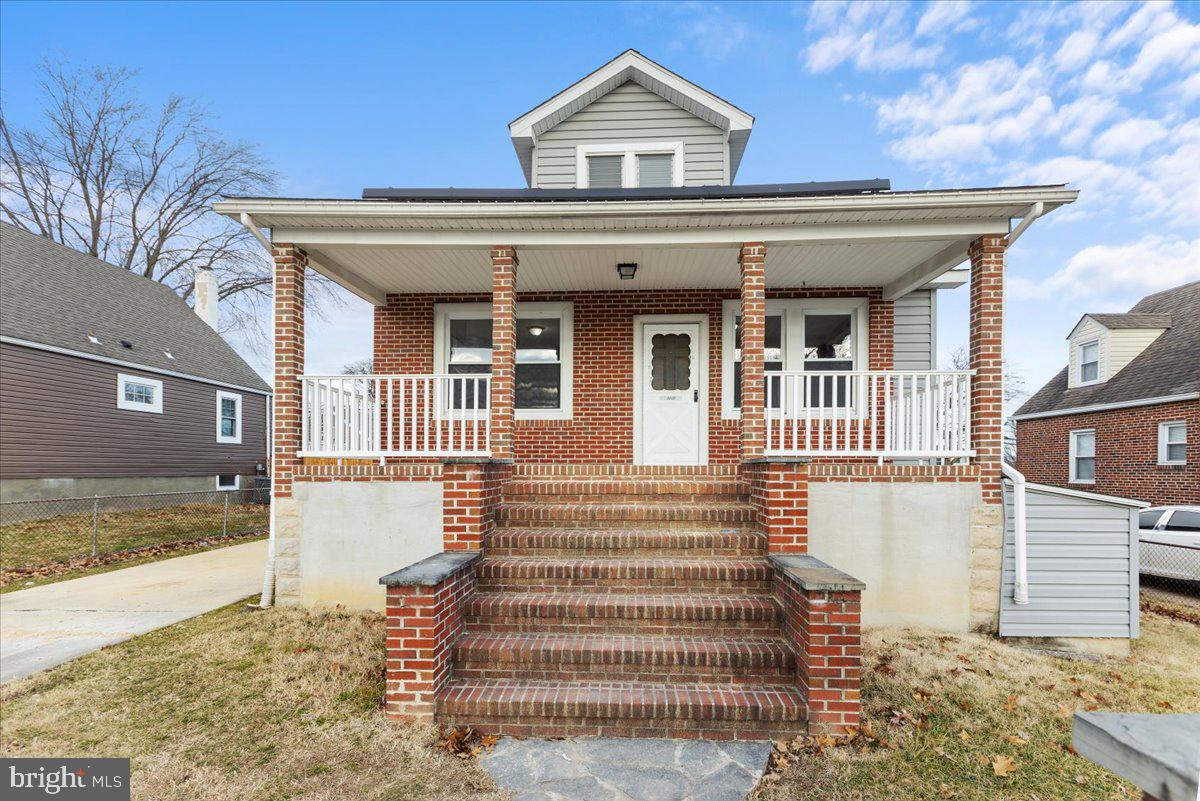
[509,50,753,142]
[1011,392,1200,421]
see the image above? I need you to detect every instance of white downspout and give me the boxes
[241,212,278,608]
[1006,202,1044,246]
[1002,461,1030,605]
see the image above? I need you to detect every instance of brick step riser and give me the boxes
[503,479,748,495]
[511,466,742,479]
[494,519,757,531]
[502,493,749,504]
[476,578,775,594]
[465,619,782,637]
[453,661,796,685]
[485,545,765,557]
[485,530,766,558]
[433,715,806,741]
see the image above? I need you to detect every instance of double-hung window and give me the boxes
[216,391,243,444]
[435,302,574,420]
[1158,421,1187,465]
[1070,429,1096,483]
[1077,340,1100,385]
[577,142,683,188]
[117,373,163,413]
[721,298,867,418]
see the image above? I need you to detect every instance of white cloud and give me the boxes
[914,0,973,38]
[802,1,948,72]
[1042,235,1200,297]
[1054,30,1100,72]
[670,2,750,60]
[1053,95,1121,148]
[1092,117,1171,158]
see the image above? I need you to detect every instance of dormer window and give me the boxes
[576,143,683,188]
[1077,340,1100,385]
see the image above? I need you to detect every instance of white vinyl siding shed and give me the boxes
[534,81,727,189]
[1001,481,1143,640]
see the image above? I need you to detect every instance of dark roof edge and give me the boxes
[361,180,891,203]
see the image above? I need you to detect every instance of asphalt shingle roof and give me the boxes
[1016,281,1200,417]
[0,222,270,393]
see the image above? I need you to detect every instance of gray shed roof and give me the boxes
[0,222,270,393]
[1016,281,1200,417]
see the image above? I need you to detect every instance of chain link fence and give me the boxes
[0,486,269,572]
[1139,508,1200,612]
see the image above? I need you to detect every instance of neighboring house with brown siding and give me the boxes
[0,222,271,501]
[1014,281,1199,505]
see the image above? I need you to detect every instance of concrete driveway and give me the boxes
[0,539,266,684]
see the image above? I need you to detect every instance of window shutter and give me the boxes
[637,154,673,187]
[587,155,622,188]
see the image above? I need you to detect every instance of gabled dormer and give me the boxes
[1066,313,1172,388]
[508,50,754,189]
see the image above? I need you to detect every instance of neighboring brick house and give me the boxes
[1014,281,1199,506]
[0,222,271,501]
[213,50,1081,738]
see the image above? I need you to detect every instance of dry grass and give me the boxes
[758,611,1200,801]
[0,603,504,801]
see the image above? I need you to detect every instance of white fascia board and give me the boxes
[924,268,968,289]
[1020,480,1149,508]
[1,335,271,395]
[508,50,754,141]
[271,218,1010,249]
[213,187,1079,224]
[1012,392,1200,421]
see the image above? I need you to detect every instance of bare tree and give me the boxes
[1,63,281,333]
[342,358,374,375]
[948,346,1027,463]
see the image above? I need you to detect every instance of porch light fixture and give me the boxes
[617,262,638,280]
[527,324,545,337]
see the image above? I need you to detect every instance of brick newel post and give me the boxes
[968,235,1005,504]
[273,244,307,498]
[489,247,518,461]
[739,242,767,461]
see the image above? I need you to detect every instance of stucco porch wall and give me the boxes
[806,477,1000,633]
[374,287,894,464]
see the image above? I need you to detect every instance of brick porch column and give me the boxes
[489,247,518,461]
[968,234,1005,504]
[739,242,767,461]
[272,243,307,498]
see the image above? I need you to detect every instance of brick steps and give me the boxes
[435,680,807,739]
[453,632,796,684]
[485,527,766,557]
[497,501,757,528]
[503,478,748,500]
[465,592,782,636]
[475,556,773,594]
[511,464,741,479]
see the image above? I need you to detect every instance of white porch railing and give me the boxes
[764,370,973,459]
[300,374,490,458]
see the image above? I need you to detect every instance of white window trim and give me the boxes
[116,373,163,414]
[433,301,574,421]
[575,142,685,188]
[1076,339,1101,386]
[720,297,870,420]
[1069,428,1096,484]
[1158,420,1187,466]
[215,474,240,491]
[216,390,243,444]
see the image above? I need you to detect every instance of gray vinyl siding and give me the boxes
[0,342,268,479]
[893,289,936,371]
[534,81,727,189]
[1000,483,1139,639]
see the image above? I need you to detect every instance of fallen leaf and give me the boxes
[1158,700,1174,710]
[939,783,956,798]
[958,730,972,742]
[1074,774,1087,785]
[992,755,1017,777]
[1004,695,1020,713]
[1006,735,1028,746]
[976,754,990,766]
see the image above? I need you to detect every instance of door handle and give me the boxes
[693,389,699,402]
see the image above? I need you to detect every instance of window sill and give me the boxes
[516,411,573,422]
[217,436,242,445]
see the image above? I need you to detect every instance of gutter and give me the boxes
[240,212,278,609]
[1002,461,1030,605]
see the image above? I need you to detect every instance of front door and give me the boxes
[638,321,703,465]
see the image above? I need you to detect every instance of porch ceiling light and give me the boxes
[527,324,545,337]
[617,262,638,280]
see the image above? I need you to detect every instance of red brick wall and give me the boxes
[1015,400,1199,505]
[383,562,477,719]
[272,244,306,498]
[374,288,894,464]
[744,461,809,553]
[969,235,1005,504]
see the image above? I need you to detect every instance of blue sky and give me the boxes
[2,0,1197,402]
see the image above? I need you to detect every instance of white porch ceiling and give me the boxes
[305,240,958,294]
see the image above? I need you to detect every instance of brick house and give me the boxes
[1014,281,1199,506]
[214,51,1079,738]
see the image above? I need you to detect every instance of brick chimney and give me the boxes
[194,267,219,331]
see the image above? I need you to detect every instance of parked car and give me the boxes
[1139,506,1200,583]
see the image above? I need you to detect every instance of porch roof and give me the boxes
[214,184,1077,306]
